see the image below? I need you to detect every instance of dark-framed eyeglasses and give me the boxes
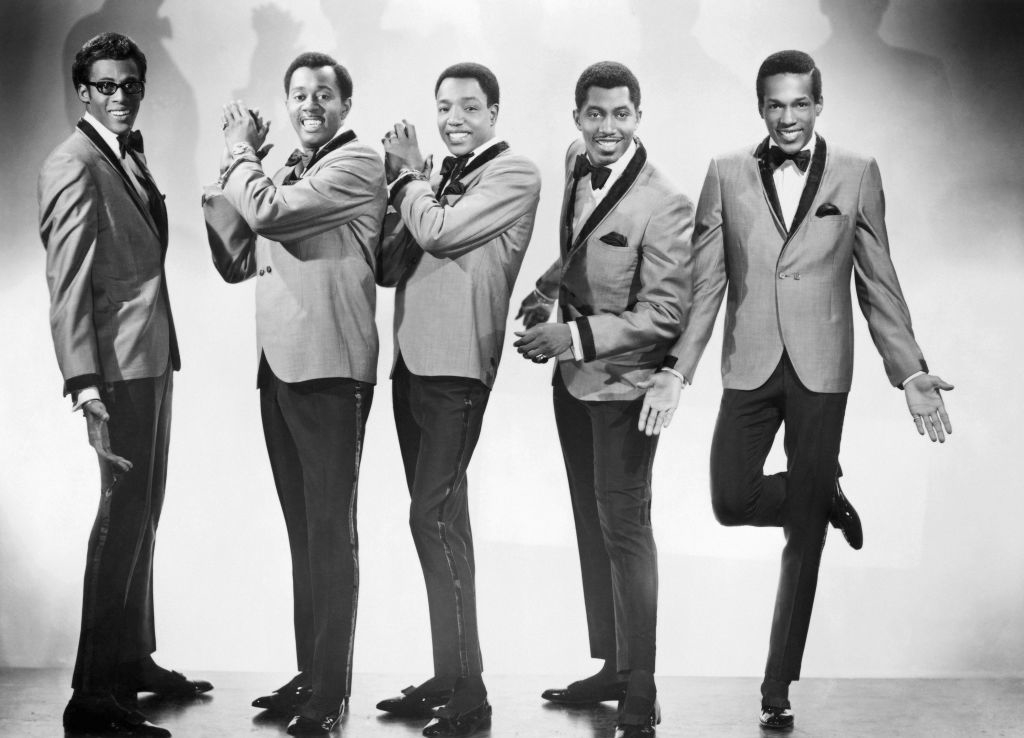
[86,79,145,96]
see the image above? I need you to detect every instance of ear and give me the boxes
[338,97,353,122]
[488,102,499,126]
[635,108,642,127]
[572,108,582,131]
[815,97,823,115]
[77,84,90,104]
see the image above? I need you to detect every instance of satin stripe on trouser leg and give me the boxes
[73,366,172,693]
[393,357,489,678]
[261,370,372,710]
[709,353,847,690]
[553,369,660,673]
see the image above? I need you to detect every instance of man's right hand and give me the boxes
[84,400,132,472]
[636,371,683,436]
[516,289,554,328]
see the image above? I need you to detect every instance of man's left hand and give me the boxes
[382,120,426,174]
[905,373,955,442]
[513,324,571,363]
[222,100,270,151]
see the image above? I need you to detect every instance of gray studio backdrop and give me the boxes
[1,0,1021,680]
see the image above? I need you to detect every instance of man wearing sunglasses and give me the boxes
[39,32,211,738]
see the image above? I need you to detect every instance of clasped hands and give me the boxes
[382,120,432,183]
[219,100,273,171]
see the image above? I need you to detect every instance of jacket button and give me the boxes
[266,265,273,274]
[792,272,801,280]
[258,269,265,276]
[778,272,788,279]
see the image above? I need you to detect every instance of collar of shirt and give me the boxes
[83,111,129,159]
[465,136,503,161]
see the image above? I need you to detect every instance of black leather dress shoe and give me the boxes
[759,705,794,730]
[542,680,628,705]
[253,673,313,713]
[377,684,452,718]
[422,701,491,737]
[613,698,660,738]
[829,479,863,550]
[63,698,171,737]
[123,658,213,698]
[286,703,344,735]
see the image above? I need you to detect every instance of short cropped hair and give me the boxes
[434,62,500,106]
[756,50,822,107]
[574,61,641,110]
[284,52,352,99]
[71,32,147,88]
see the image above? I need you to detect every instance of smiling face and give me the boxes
[76,58,144,135]
[573,85,640,167]
[760,72,822,154]
[287,65,351,150]
[435,77,498,155]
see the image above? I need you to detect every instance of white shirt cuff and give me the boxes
[72,386,101,412]
[567,321,584,361]
[902,370,925,388]
[658,367,688,386]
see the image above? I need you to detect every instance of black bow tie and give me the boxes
[285,148,314,168]
[440,153,472,179]
[573,155,611,190]
[765,146,811,173]
[117,130,144,157]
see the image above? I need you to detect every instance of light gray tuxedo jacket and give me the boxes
[203,133,387,385]
[667,136,927,393]
[378,143,541,388]
[536,139,694,402]
[39,120,178,394]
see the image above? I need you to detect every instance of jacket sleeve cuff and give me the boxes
[574,317,597,362]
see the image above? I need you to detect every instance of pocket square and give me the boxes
[599,231,628,248]
[815,203,841,217]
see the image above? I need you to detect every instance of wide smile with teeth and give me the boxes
[301,118,324,131]
[595,138,621,149]
[109,110,131,120]
[447,131,470,143]
[777,129,802,139]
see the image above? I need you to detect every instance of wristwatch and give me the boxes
[231,142,256,159]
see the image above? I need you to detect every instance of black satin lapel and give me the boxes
[786,135,827,240]
[571,141,647,251]
[305,129,356,171]
[755,137,786,232]
[458,141,509,180]
[438,141,510,199]
[77,119,161,239]
[561,175,580,259]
